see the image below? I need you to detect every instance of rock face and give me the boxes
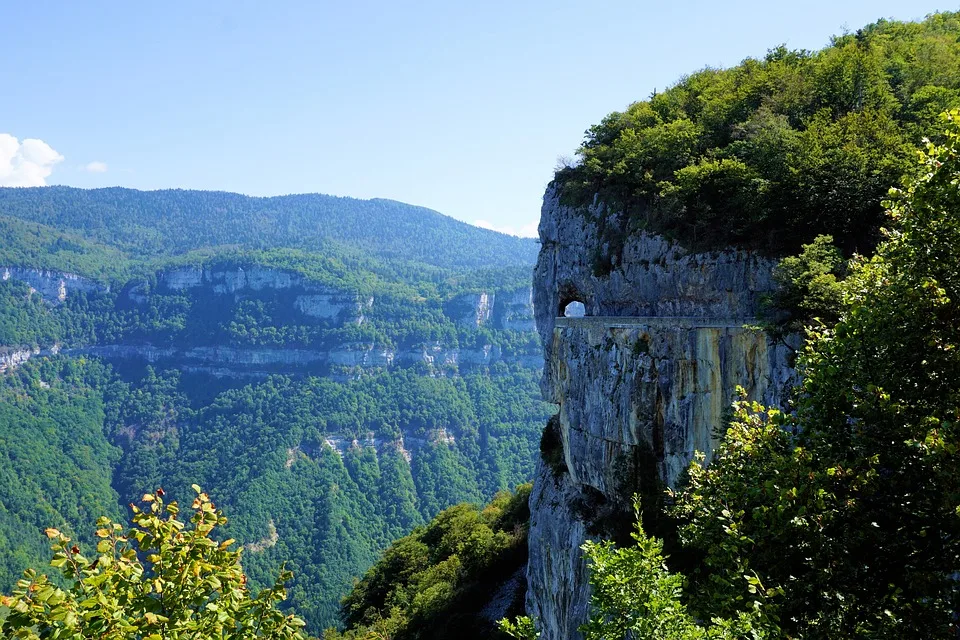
[314,429,456,461]
[0,347,39,374]
[446,288,536,332]
[144,265,373,325]
[1,262,541,378]
[0,345,62,374]
[156,264,536,334]
[449,292,495,327]
[496,288,537,332]
[1,267,108,303]
[526,187,796,639]
[68,342,539,378]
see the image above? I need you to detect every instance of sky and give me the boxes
[0,1,953,237]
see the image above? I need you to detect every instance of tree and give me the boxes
[580,503,776,640]
[763,234,845,339]
[0,487,306,639]
[672,111,960,638]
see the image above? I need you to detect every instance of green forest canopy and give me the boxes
[331,485,531,640]
[0,187,538,272]
[0,356,551,633]
[556,11,960,256]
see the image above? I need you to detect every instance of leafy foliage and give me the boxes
[761,234,845,338]
[669,112,960,638]
[556,12,960,255]
[497,615,539,639]
[581,505,775,640]
[330,485,532,640]
[0,487,306,639]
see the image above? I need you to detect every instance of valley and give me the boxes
[0,189,551,632]
[5,8,960,640]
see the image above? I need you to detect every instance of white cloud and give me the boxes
[475,219,539,238]
[83,161,108,173]
[0,134,64,187]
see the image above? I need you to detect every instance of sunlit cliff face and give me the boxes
[525,187,797,640]
[551,319,787,491]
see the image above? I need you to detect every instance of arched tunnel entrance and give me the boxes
[558,284,588,318]
[562,300,586,317]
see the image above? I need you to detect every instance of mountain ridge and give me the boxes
[0,186,538,271]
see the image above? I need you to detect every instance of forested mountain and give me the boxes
[0,186,549,633]
[0,187,538,271]
[0,357,549,629]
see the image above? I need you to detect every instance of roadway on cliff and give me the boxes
[554,316,758,330]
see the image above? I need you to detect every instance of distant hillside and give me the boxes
[0,214,134,282]
[0,185,547,635]
[0,187,538,271]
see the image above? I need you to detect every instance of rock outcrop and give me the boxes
[317,428,457,461]
[132,265,373,325]
[1,267,108,303]
[155,265,538,330]
[526,187,796,639]
[496,288,537,332]
[447,288,536,332]
[0,345,62,374]
[449,292,496,327]
[67,341,541,378]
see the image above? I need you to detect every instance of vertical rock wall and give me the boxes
[526,188,796,639]
[1,266,108,303]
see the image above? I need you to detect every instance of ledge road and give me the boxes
[553,316,757,330]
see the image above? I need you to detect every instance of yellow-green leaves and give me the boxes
[0,488,306,639]
[667,113,960,638]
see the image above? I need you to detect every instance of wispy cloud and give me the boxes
[474,219,539,238]
[0,134,64,187]
[83,161,108,173]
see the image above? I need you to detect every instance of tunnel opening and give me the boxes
[563,301,586,318]
[558,283,588,318]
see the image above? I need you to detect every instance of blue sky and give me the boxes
[0,1,952,236]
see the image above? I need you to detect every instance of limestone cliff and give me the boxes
[1,266,108,303]
[0,345,61,374]
[65,341,542,379]
[446,288,536,332]
[526,187,796,639]
[0,264,540,377]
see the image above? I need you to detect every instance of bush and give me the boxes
[0,487,306,639]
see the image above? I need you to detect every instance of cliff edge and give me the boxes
[526,187,797,639]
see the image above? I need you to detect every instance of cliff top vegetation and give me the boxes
[555,11,960,256]
[0,187,537,302]
[330,485,531,640]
